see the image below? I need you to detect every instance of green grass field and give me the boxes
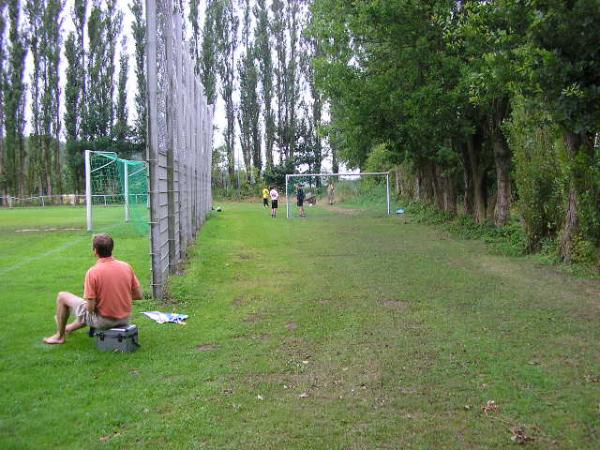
[1,202,599,449]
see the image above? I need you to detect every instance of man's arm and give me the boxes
[85,298,96,313]
[132,285,143,300]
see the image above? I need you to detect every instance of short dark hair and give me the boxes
[93,234,114,257]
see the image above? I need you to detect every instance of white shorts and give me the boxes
[72,297,129,330]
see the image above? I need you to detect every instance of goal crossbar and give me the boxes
[285,172,391,218]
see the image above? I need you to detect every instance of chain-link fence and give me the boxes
[146,0,214,299]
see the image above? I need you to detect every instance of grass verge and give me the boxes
[1,202,599,448]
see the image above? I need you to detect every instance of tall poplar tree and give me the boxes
[271,0,286,161]
[237,0,260,180]
[189,0,200,73]
[254,0,274,168]
[84,3,109,139]
[5,0,28,198]
[105,0,122,136]
[64,30,84,192]
[201,0,218,104]
[26,0,43,194]
[0,6,6,204]
[41,0,64,195]
[302,8,323,179]
[114,35,129,141]
[286,0,299,160]
[72,0,87,138]
[216,0,238,180]
[130,0,146,146]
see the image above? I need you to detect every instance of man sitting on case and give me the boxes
[43,233,143,345]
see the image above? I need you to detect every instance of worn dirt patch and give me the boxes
[244,313,263,324]
[378,299,409,310]
[321,204,360,215]
[232,297,247,306]
[286,322,298,331]
[16,227,82,233]
[196,343,219,352]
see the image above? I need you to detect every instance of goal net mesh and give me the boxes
[89,151,149,233]
[285,173,391,218]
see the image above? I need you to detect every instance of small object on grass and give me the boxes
[142,311,188,324]
[257,394,264,400]
[299,392,309,398]
[216,206,223,212]
[396,208,405,215]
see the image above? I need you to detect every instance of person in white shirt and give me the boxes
[269,186,279,218]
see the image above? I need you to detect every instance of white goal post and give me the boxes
[285,172,391,219]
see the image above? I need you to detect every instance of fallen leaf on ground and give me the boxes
[483,400,498,415]
[299,392,309,398]
[511,426,533,444]
[99,432,120,442]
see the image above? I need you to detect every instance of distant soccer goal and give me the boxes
[285,172,391,219]
[85,150,149,233]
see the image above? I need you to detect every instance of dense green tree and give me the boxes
[451,1,531,225]
[527,0,600,262]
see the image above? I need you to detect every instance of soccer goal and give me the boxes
[85,150,149,232]
[285,172,391,219]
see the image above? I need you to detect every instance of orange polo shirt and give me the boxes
[83,257,140,320]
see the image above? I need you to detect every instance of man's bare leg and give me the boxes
[43,292,85,344]
[54,315,86,334]
[66,320,86,334]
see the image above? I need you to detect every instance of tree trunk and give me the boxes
[18,136,26,198]
[44,137,52,197]
[560,131,584,263]
[460,142,473,216]
[466,130,486,224]
[420,163,435,204]
[443,172,457,214]
[432,163,444,211]
[492,133,511,226]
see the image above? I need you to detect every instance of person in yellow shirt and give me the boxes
[262,187,270,208]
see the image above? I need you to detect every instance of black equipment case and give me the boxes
[94,324,140,352]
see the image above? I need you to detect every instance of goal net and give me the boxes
[85,150,149,233]
[285,172,391,219]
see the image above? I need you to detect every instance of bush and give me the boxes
[505,98,565,251]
